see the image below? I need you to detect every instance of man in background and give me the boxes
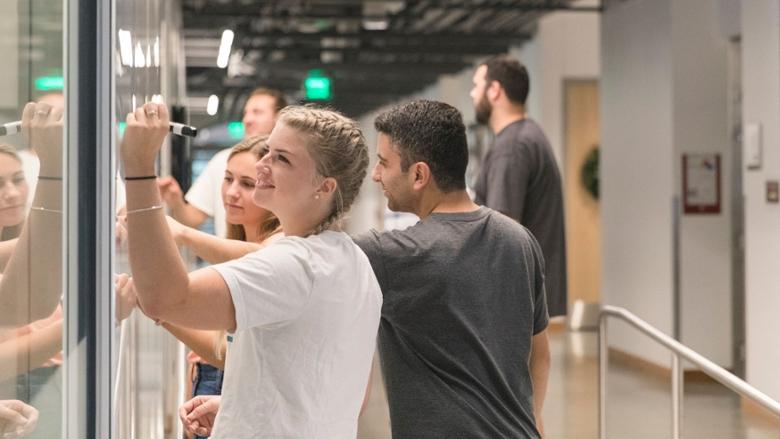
[471,55,568,318]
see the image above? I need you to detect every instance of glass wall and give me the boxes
[0,1,188,438]
[113,1,188,438]
[0,1,65,439]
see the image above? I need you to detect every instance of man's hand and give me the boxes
[179,395,221,437]
[0,400,39,438]
[157,177,185,208]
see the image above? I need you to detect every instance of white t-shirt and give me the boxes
[210,231,382,438]
[185,148,230,237]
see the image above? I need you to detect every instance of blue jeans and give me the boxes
[192,363,224,439]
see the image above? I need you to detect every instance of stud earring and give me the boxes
[315,194,320,200]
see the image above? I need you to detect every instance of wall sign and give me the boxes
[682,153,721,214]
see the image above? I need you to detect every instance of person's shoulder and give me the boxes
[484,208,535,241]
[352,223,425,256]
[291,231,364,258]
[517,119,552,147]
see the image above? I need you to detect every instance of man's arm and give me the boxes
[157,176,209,228]
[170,203,209,229]
[529,329,550,437]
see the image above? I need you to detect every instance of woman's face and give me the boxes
[254,123,321,219]
[222,151,270,227]
[0,154,27,227]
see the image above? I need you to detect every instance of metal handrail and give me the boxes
[599,305,780,439]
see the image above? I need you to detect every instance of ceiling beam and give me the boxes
[183,28,531,45]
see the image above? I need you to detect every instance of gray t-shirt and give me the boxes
[354,207,548,438]
[474,118,567,317]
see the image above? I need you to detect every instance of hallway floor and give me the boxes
[357,329,780,438]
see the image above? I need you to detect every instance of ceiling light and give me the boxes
[362,19,388,31]
[207,95,219,115]
[134,42,146,68]
[153,37,160,67]
[118,29,133,66]
[217,30,234,68]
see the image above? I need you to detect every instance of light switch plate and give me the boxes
[744,123,762,170]
[768,181,779,204]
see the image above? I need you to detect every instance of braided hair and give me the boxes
[275,105,368,235]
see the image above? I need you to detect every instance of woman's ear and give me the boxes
[317,177,338,197]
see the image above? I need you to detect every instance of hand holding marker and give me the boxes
[0,120,198,137]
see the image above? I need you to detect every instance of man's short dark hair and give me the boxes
[249,87,288,113]
[482,55,529,106]
[374,100,467,192]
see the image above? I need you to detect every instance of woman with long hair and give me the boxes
[120,103,381,438]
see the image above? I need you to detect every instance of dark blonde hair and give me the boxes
[0,144,22,162]
[224,135,280,242]
[275,105,368,234]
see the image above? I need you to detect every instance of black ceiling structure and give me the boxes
[182,0,601,120]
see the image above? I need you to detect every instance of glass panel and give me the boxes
[113,1,188,438]
[0,1,65,439]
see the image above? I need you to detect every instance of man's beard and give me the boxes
[474,93,492,125]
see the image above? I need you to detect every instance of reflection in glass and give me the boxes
[0,2,65,439]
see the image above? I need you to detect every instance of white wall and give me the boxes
[602,0,734,368]
[0,2,18,107]
[512,1,601,164]
[742,0,780,400]
[672,0,732,367]
[601,0,676,366]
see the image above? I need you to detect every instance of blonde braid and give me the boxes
[276,106,368,235]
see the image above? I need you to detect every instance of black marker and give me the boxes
[168,122,198,137]
[0,121,198,138]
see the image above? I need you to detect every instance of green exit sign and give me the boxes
[227,121,245,140]
[304,71,332,101]
[35,76,64,91]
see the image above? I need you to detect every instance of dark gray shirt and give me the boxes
[474,118,567,317]
[355,207,548,439]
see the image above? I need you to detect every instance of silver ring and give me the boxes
[35,110,48,117]
[146,110,158,117]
